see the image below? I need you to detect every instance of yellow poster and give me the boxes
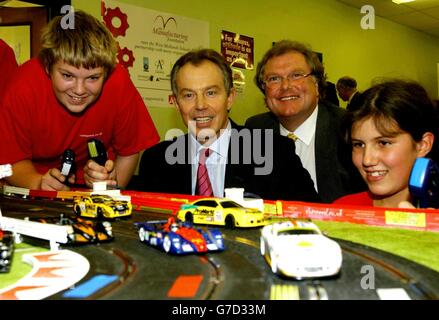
[102,0,209,107]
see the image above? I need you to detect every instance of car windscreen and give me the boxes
[93,196,112,204]
[278,229,319,236]
[194,200,217,207]
[220,200,244,208]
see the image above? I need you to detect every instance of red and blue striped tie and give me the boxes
[196,148,213,196]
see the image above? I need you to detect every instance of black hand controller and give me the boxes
[60,149,75,177]
[87,138,108,166]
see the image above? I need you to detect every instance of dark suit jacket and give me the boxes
[135,120,319,202]
[245,103,366,203]
[323,81,340,107]
[346,91,361,112]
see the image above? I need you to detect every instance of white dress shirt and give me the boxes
[280,106,318,192]
[190,121,231,197]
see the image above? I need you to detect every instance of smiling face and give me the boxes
[351,117,430,207]
[50,61,105,114]
[263,51,319,130]
[172,60,235,144]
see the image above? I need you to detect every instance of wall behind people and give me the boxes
[73,0,439,139]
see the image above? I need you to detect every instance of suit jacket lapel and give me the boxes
[267,112,280,135]
[314,104,335,192]
[181,134,193,194]
[225,120,246,188]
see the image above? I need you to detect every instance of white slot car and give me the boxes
[260,220,342,279]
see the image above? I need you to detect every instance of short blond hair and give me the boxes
[39,10,117,76]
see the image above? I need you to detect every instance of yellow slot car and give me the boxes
[177,198,266,228]
[73,195,132,219]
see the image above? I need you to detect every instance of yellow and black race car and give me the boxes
[177,198,266,228]
[34,215,114,244]
[73,195,132,219]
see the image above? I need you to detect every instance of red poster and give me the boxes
[220,30,254,69]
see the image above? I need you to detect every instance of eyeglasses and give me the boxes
[264,72,314,89]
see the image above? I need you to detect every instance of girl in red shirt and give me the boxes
[334,80,438,208]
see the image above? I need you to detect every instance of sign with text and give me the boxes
[103,0,209,107]
[220,30,254,70]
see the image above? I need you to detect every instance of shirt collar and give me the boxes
[190,120,231,160]
[279,105,318,145]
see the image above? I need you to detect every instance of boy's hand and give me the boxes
[40,168,75,191]
[83,159,117,188]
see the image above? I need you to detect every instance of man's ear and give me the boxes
[226,88,236,112]
[171,95,180,112]
[417,132,435,157]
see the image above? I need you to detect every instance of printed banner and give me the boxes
[102,0,209,107]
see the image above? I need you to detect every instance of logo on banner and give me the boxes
[152,15,188,43]
[143,57,149,72]
[154,15,177,29]
[155,59,165,73]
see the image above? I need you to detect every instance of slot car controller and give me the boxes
[87,138,108,166]
[409,157,439,208]
[60,149,75,177]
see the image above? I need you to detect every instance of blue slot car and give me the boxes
[134,217,225,255]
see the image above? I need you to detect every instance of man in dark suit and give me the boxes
[136,49,318,202]
[323,81,340,107]
[246,40,365,203]
[336,76,361,111]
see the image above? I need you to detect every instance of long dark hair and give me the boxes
[342,79,439,160]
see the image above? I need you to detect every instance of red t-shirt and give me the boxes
[0,39,18,99]
[333,191,374,206]
[0,58,159,184]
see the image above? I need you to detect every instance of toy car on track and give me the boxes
[33,214,114,244]
[177,198,266,228]
[73,195,132,219]
[0,229,14,272]
[260,219,342,279]
[134,217,225,254]
[0,164,12,179]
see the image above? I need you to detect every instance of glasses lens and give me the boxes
[264,72,312,88]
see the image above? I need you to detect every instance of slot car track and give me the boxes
[1,195,439,300]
